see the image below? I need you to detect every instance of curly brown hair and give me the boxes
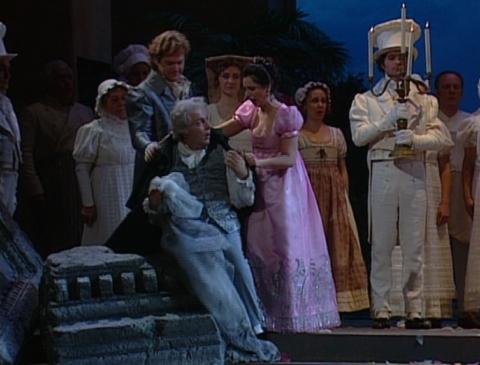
[149,30,190,70]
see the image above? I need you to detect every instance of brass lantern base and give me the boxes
[390,144,416,158]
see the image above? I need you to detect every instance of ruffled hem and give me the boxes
[265,311,340,333]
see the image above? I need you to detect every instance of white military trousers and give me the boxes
[370,159,426,317]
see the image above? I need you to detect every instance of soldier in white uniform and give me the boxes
[0,22,21,215]
[435,71,472,324]
[349,18,453,329]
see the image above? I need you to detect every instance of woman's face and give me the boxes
[104,87,128,119]
[243,76,269,107]
[127,62,150,86]
[305,88,328,122]
[218,65,241,98]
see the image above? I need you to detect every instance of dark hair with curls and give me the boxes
[243,57,277,92]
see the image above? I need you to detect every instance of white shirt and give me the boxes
[439,109,471,172]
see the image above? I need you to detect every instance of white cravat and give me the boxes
[177,142,206,169]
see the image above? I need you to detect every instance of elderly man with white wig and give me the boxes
[73,79,135,245]
[349,17,453,329]
[139,97,280,363]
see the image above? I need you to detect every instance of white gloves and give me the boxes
[375,103,410,131]
[144,142,160,162]
[394,129,415,146]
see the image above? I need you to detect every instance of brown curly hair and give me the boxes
[149,30,190,70]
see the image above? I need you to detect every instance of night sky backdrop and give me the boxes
[299,0,480,112]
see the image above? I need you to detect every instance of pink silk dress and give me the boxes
[235,100,340,333]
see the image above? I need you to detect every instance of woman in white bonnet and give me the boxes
[73,79,135,245]
[113,44,151,86]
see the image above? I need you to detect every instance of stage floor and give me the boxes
[261,324,480,364]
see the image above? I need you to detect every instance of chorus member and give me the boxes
[113,44,151,86]
[296,81,369,312]
[206,54,253,152]
[0,22,20,216]
[21,60,93,256]
[73,79,135,245]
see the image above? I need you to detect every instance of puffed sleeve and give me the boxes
[275,105,303,138]
[234,100,257,129]
[73,121,101,207]
[458,116,480,148]
[335,128,348,158]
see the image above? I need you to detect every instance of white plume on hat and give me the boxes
[113,44,149,77]
[0,22,17,59]
[373,18,421,60]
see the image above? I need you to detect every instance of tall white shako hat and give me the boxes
[373,18,421,61]
[0,22,17,59]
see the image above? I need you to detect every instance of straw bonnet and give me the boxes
[205,55,253,103]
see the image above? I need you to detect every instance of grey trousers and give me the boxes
[168,230,279,362]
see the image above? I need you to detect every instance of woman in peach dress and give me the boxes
[295,81,369,312]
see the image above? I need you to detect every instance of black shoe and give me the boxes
[458,313,480,329]
[405,318,431,329]
[372,318,390,329]
[428,318,442,329]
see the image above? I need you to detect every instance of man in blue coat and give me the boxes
[127,30,192,195]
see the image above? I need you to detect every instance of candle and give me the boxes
[425,21,431,75]
[406,24,414,77]
[400,3,407,54]
[368,27,374,80]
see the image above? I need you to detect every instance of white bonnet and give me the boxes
[0,22,17,59]
[95,79,129,116]
[113,44,149,76]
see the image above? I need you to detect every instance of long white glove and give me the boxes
[374,103,410,131]
[144,142,160,162]
[394,129,415,146]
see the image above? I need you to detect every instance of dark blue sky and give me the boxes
[299,0,480,112]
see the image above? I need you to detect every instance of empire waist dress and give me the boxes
[299,126,369,312]
[234,100,340,333]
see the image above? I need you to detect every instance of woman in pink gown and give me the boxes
[219,58,340,333]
